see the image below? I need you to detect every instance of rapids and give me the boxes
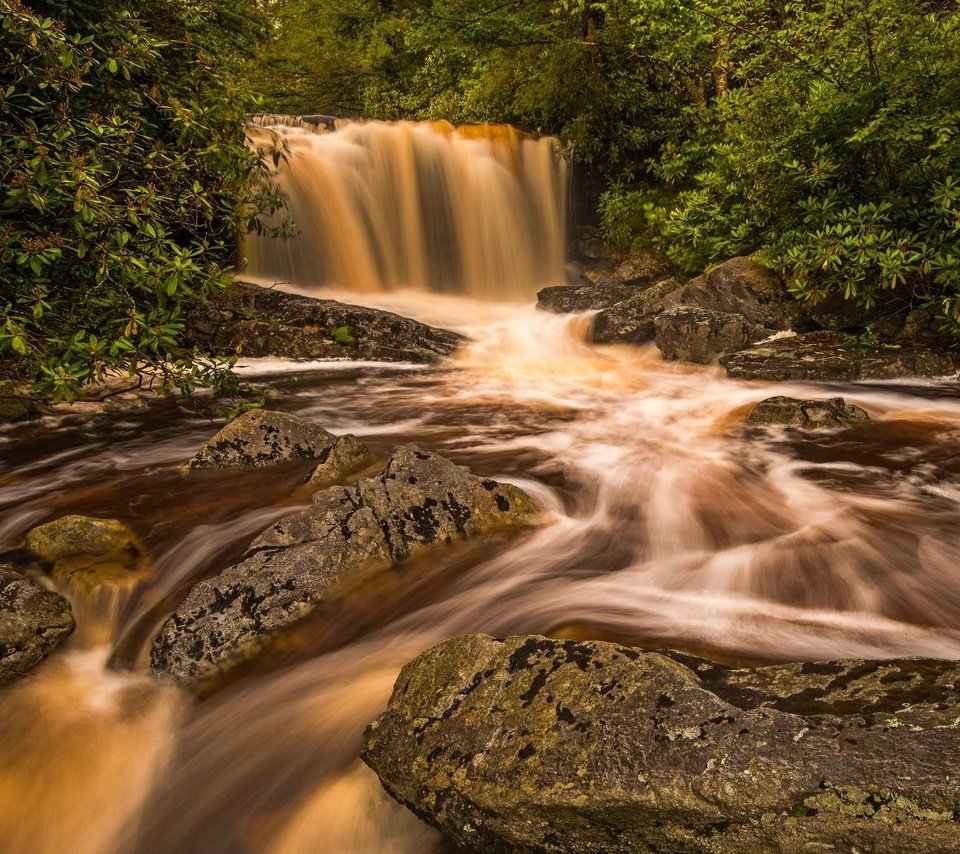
[2,294,960,852]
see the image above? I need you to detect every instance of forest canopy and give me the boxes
[251,0,960,326]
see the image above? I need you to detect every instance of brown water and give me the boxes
[2,292,960,852]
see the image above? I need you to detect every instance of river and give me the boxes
[2,121,960,853]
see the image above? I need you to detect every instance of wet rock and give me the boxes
[721,331,958,382]
[589,277,685,345]
[539,252,679,315]
[745,396,870,429]
[674,256,807,330]
[655,305,771,364]
[537,282,646,315]
[185,283,464,364]
[0,380,42,424]
[0,566,74,684]
[25,515,148,589]
[151,449,542,688]
[189,409,370,476]
[363,634,960,854]
[26,515,142,565]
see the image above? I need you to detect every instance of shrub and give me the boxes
[1,0,284,401]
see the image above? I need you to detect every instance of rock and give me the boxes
[607,249,676,286]
[151,449,542,688]
[806,289,906,331]
[189,409,370,476]
[537,282,646,315]
[745,396,870,429]
[900,307,943,341]
[655,305,770,364]
[0,566,74,684]
[26,515,142,565]
[0,380,40,424]
[539,252,679,315]
[363,634,960,854]
[721,331,958,382]
[25,515,148,589]
[306,434,373,487]
[589,277,685,345]
[673,256,806,330]
[185,283,464,364]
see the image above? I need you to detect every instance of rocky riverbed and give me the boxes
[2,275,960,853]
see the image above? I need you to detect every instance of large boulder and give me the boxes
[185,283,465,364]
[589,278,685,345]
[721,332,958,382]
[189,409,370,477]
[745,396,870,429]
[25,515,149,589]
[152,450,542,688]
[363,634,960,854]
[655,305,770,364]
[0,566,74,684]
[674,256,806,330]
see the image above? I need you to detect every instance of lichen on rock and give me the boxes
[189,408,370,475]
[152,450,542,689]
[745,396,870,430]
[0,565,75,685]
[363,634,960,854]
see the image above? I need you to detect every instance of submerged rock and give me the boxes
[721,332,958,382]
[185,283,464,364]
[152,449,542,688]
[363,634,960,854]
[655,305,770,363]
[189,409,371,475]
[746,396,870,429]
[0,566,74,684]
[25,515,148,589]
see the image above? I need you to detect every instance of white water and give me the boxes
[2,295,960,852]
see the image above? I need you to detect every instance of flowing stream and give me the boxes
[2,121,960,853]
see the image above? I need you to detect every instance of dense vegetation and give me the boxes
[3,0,959,406]
[1,0,282,401]
[252,0,960,326]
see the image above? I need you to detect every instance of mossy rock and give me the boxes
[25,515,148,590]
[363,635,960,854]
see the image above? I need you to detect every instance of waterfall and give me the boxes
[241,118,568,300]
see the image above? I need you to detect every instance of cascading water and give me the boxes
[3,121,960,853]
[241,118,568,299]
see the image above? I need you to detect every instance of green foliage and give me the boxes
[615,0,960,324]
[248,1,694,175]
[1,0,284,402]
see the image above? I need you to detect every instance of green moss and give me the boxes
[331,325,358,347]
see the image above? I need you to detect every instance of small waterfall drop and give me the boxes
[242,118,568,300]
